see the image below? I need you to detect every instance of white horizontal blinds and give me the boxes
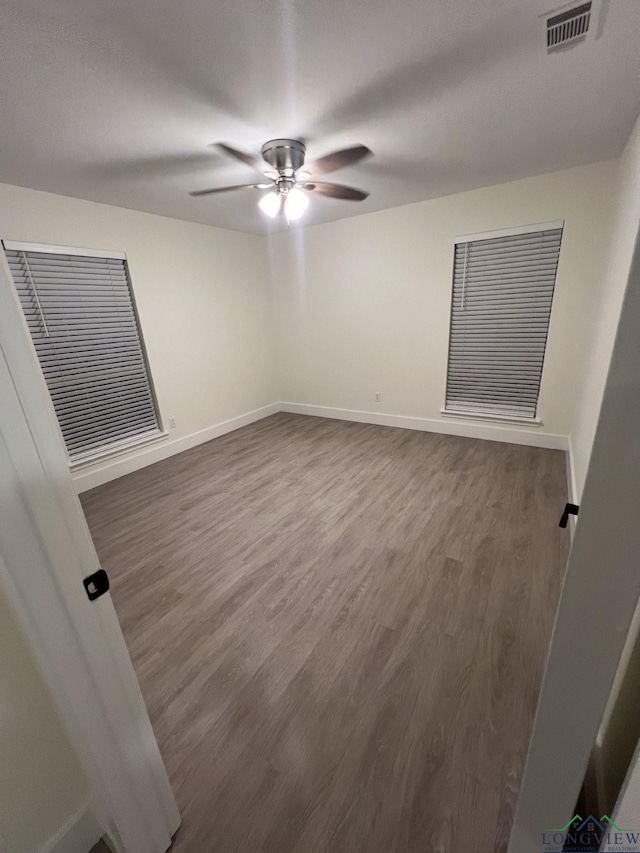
[445,227,563,419]
[6,248,160,460]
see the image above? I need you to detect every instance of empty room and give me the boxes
[2,1,640,852]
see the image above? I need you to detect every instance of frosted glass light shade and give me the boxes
[284,187,309,221]
[258,192,281,218]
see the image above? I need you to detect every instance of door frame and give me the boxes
[0,254,180,852]
[508,231,640,849]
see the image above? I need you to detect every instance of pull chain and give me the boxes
[23,252,50,338]
[461,242,469,312]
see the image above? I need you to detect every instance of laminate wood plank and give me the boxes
[80,413,569,852]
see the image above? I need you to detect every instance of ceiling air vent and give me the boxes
[546,1,592,51]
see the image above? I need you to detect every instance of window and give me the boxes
[4,242,162,462]
[444,223,563,421]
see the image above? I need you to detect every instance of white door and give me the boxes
[606,743,640,851]
[0,256,180,851]
[508,233,640,848]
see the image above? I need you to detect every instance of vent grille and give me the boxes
[546,2,592,50]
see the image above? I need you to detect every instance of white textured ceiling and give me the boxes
[1,0,639,234]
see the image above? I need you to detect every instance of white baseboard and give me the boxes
[73,401,571,494]
[73,403,280,493]
[40,804,102,853]
[279,402,570,450]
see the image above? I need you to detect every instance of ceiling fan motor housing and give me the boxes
[261,139,306,173]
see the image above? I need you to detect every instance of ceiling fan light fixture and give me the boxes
[284,187,309,221]
[193,139,371,217]
[258,191,281,218]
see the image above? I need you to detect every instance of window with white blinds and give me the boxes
[444,224,563,420]
[4,242,162,462]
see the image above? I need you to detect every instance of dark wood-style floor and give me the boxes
[81,413,569,852]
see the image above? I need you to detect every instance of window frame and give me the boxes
[442,220,564,425]
[3,240,167,467]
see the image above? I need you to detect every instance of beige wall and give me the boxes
[571,115,640,500]
[0,161,620,478]
[267,161,616,443]
[0,182,278,489]
[0,585,88,853]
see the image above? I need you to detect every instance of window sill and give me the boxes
[69,429,169,470]
[440,408,542,427]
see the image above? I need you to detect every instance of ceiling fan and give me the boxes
[189,139,372,221]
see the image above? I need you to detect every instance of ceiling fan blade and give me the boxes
[303,182,369,201]
[214,143,266,175]
[189,183,271,197]
[303,145,372,177]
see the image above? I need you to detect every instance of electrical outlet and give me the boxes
[169,416,177,430]
[375,392,381,403]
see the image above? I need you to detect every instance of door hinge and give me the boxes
[83,568,110,601]
[559,503,580,528]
